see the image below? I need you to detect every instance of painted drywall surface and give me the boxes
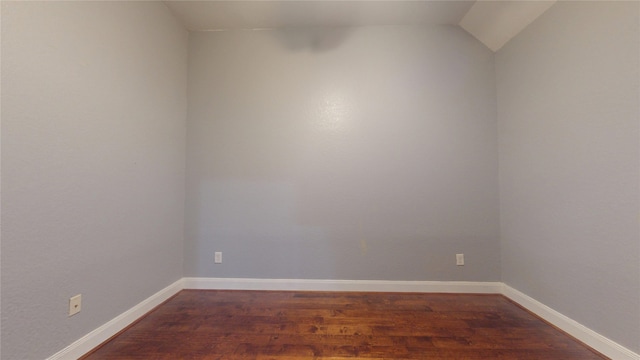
[186,26,499,281]
[1,2,187,359]
[496,1,639,352]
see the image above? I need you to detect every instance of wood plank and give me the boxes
[81,290,608,359]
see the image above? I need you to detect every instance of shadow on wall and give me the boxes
[268,1,355,52]
[271,27,354,52]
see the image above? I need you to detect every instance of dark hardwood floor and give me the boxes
[81,290,607,359]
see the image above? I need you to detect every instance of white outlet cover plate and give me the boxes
[69,294,82,316]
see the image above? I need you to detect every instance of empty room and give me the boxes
[1,0,638,359]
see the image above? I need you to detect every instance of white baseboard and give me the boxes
[46,278,639,360]
[182,277,503,293]
[47,279,184,360]
[502,284,639,360]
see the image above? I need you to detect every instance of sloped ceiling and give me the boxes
[164,0,557,52]
[459,0,557,51]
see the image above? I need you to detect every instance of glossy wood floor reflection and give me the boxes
[82,290,607,360]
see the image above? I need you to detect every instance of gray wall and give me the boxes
[186,26,500,281]
[496,1,639,352]
[1,2,187,359]
[4,1,637,358]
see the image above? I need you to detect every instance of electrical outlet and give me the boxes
[214,252,222,264]
[69,294,82,316]
[456,254,464,266]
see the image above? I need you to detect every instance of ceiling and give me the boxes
[164,1,475,30]
[164,1,557,52]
